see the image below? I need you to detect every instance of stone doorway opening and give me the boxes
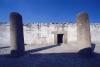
[57,34,63,45]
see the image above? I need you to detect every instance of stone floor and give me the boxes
[0,42,100,67]
[0,42,100,54]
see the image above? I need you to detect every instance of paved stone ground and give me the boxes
[0,42,100,67]
[25,42,100,54]
[0,42,100,54]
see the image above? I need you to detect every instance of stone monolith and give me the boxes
[10,12,25,55]
[77,12,91,49]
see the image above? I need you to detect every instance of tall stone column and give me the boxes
[10,12,25,55]
[63,24,67,44]
[63,32,67,44]
[54,33,57,45]
[77,12,91,49]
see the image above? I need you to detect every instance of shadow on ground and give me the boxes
[0,53,100,67]
[0,46,10,49]
[26,44,60,53]
[0,44,100,67]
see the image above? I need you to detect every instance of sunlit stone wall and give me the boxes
[0,23,100,46]
[23,23,69,45]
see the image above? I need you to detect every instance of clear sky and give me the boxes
[0,0,100,23]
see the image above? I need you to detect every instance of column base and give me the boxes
[78,47,94,57]
[11,50,25,57]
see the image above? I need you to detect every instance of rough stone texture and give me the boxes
[63,32,67,44]
[53,24,68,45]
[10,12,25,54]
[77,12,91,49]
[54,33,57,44]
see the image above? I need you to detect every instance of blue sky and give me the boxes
[0,0,100,23]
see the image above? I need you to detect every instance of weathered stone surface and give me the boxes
[77,12,91,49]
[10,12,25,55]
[63,32,67,44]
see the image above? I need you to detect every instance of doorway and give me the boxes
[57,34,63,44]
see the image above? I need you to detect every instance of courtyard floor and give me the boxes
[0,42,100,67]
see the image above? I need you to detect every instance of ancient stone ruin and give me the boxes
[0,12,92,55]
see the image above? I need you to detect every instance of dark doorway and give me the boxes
[57,34,63,44]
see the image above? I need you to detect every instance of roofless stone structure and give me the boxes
[7,12,92,56]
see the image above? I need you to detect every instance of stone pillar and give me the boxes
[10,12,25,55]
[77,12,91,49]
[54,33,57,45]
[63,24,67,44]
[63,32,67,44]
